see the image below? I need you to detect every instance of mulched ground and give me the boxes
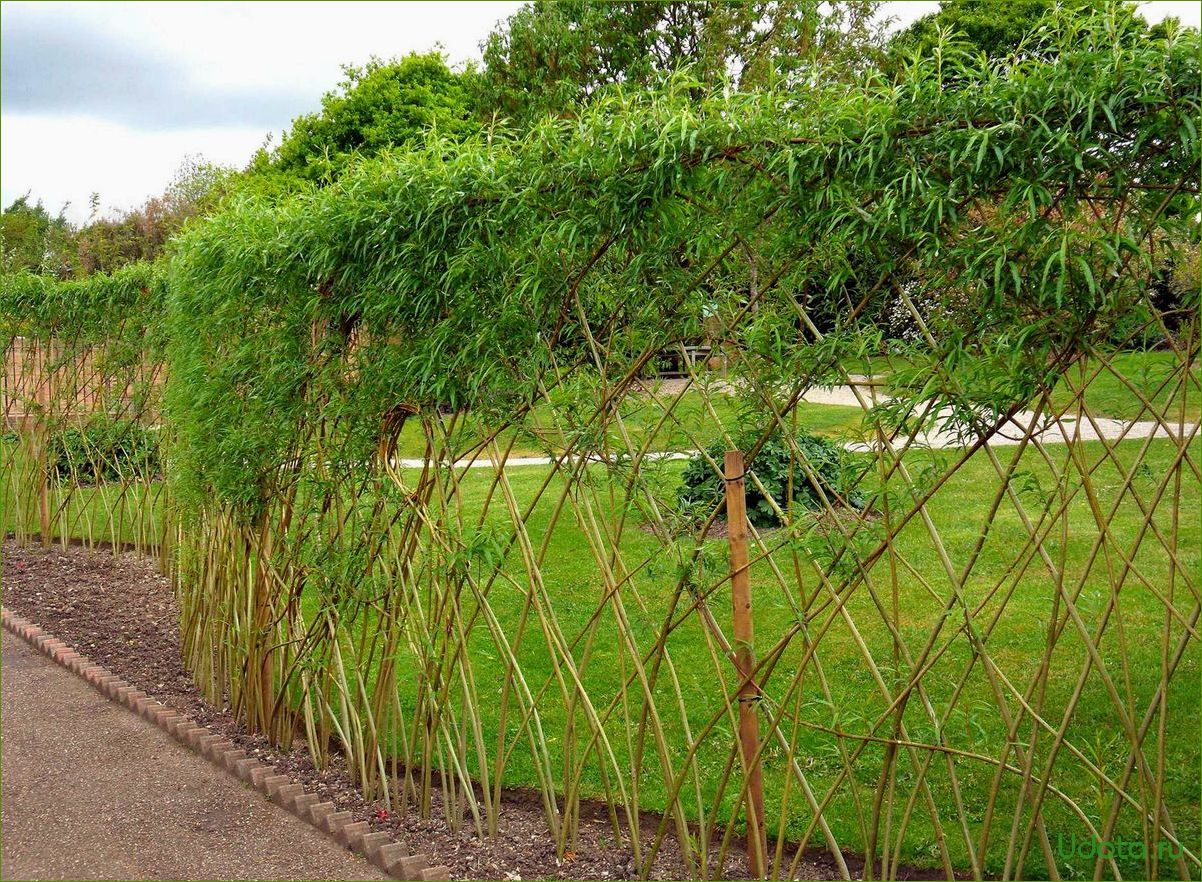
[1,540,937,881]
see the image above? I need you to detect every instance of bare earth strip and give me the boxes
[0,629,386,882]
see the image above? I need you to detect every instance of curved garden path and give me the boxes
[0,629,386,881]
[394,380,1198,469]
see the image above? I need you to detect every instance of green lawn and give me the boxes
[1048,351,1201,423]
[1,438,164,548]
[360,435,1198,880]
[387,388,865,459]
[381,349,1199,467]
[853,350,1200,424]
[3,366,1197,880]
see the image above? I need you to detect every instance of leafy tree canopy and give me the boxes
[891,0,1152,61]
[250,52,479,185]
[143,5,1197,509]
[77,157,236,276]
[0,195,76,279]
[476,1,885,129]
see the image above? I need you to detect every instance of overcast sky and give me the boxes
[2,1,1198,226]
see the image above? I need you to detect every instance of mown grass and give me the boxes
[854,350,1200,425]
[387,387,866,459]
[3,362,1197,879]
[0,438,165,547]
[361,436,1197,880]
[1048,352,1201,423]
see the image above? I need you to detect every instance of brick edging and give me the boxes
[1,606,450,881]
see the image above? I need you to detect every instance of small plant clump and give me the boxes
[47,417,160,485]
[677,428,864,528]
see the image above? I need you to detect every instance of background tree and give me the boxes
[0,195,77,278]
[890,0,1154,61]
[476,1,884,129]
[891,0,1053,59]
[249,51,479,186]
[76,157,235,276]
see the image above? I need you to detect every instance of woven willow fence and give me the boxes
[3,11,1199,880]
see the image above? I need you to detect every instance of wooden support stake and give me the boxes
[725,450,767,878]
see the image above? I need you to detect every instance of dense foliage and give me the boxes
[250,53,479,185]
[0,260,168,342]
[0,161,234,280]
[0,195,77,278]
[893,0,1059,59]
[678,428,863,527]
[161,10,1197,518]
[893,0,1177,63]
[3,8,1199,880]
[47,417,160,484]
[476,0,884,128]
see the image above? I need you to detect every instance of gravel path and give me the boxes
[0,628,386,881]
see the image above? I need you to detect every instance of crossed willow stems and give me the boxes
[1,151,1197,882]
[3,270,1196,882]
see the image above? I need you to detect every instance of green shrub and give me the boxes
[677,427,864,528]
[47,418,160,485]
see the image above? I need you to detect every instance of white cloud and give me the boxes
[5,1,522,96]
[1,1,1198,226]
[1,0,523,223]
[1,114,270,223]
[1129,0,1200,26]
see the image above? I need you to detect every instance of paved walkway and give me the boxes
[393,383,1198,470]
[0,629,386,881]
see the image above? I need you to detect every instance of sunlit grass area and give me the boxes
[321,435,1196,879]
[1,436,164,547]
[852,351,1200,424]
[1048,352,1201,423]
[386,388,866,460]
[4,367,1197,880]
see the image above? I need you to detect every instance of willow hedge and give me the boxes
[3,10,1199,880]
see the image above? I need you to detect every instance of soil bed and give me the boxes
[2,540,945,881]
